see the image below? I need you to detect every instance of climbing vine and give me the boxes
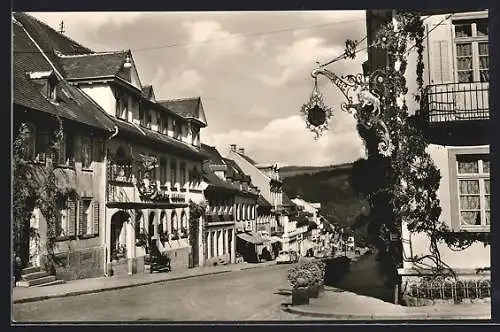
[13,116,74,273]
[346,10,489,282]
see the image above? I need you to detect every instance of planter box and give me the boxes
[309,283,320,298]
[292,287,310,306]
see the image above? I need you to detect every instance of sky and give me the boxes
[30,11,368,167]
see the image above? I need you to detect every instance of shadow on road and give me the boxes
[274,289,292,296]
[329,254,394,303]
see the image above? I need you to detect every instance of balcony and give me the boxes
[107,163,134,184]
[424,82,489,124]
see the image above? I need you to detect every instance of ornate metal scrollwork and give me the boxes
[309,66,394,157]
[300,75,333,140]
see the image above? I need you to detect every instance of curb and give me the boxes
[13,269,232,304]
[13,262,276,304]
[282,305,491,320]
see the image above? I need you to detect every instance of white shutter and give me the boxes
[427,17,454,84]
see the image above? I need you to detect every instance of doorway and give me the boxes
[110,210,129,261]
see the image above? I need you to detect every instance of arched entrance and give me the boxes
[148,212,156,253]
[110,210,130,261]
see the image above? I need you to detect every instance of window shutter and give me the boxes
[93,201,100,235]
[448,150,460,231]
[427,19,454,84]
[78,200,85,235]
[68,199,77,236]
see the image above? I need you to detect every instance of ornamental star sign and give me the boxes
[300,77,333,140]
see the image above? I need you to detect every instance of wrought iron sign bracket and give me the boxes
[301,65,394,157]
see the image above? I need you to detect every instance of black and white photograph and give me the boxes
[11,8,492,322]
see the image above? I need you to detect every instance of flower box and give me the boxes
[308,283,320,298]
[292,287,310,306]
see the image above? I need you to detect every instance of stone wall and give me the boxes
[46,247,104,281]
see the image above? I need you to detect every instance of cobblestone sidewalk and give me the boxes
[283,287,491,320]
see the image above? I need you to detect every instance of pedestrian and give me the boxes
[14,256,22,284]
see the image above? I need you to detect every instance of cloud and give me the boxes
[182,20,245,63]
[211,115,365,166]
[152,65,204,100]
[256,37,344,87]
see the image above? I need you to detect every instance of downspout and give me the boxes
[104,125,119,276]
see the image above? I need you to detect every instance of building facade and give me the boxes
[13,13,117,280]
[13,13,212,278]
[366,10,490,287]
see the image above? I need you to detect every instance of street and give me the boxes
[13,263,322,322]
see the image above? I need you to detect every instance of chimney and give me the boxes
[230,144,237,152]
[238,148,245,155]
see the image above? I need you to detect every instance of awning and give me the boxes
[270,236,283,243]
[237,232,264,245]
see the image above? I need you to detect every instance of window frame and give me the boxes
[453,18,489,83]
[81,135,93,169]
[448,146,490,232]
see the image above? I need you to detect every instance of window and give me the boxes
[180,162,186,187]
[81,136,92,169]
[191,126,200,146]
[78,199,99,236]
[56,198,76,238]
[35,130,50,163]
[115,90,128,119]
[139,103,145,126]
[159,157,167,184]
[170,159,177,187]
[46,75,58,102]
[453,19,489,82]
[173,120,181,139]
[23,122,36,160]
[456,155,490,230]
[55,132,75,167]
[146,111,152,129]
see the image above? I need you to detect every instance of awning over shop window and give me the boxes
[237,232,264,245]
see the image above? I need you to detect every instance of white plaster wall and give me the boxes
[81,84,115,117]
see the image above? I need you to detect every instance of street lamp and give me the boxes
[300,65,394,157]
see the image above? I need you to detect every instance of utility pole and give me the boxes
[59,21,65,34]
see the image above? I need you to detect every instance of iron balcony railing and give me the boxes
[107,163,134,183]
[424,82,489,123]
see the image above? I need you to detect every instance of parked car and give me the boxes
[276,251,293,264]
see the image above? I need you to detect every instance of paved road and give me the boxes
[13,263,325,322]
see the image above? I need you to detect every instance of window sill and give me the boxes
[78,234,99,239]
[81,168,93,173]
[459,227,490,233]
[53,235,77,242]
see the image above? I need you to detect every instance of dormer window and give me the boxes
[46,75,57,102]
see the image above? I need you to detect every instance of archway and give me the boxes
[110,210,130,261]
[148,212,156,253]
[171,211,178,239]
[180,210,187,235]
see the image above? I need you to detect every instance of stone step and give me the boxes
[22,266,42,275]
[34,279,65,287]
[16,275,56,287]
[21,271,49,281]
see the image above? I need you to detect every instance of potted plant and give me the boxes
[180,226,188,239]
[287,266,311,306]
[299,260,322,298]
[171,229,179,240]
[159,231,169,244]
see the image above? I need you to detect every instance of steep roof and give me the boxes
[158,97,207,126]
[56,51,129,79]
[201,144,226,165]
[13,19,115,132]
[13,13,93,76]
[202,163,238,193]
[257,195,272,207]
[237,152,257,165]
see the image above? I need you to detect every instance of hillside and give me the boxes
[281,164,370,244]
[279,163,352,178]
